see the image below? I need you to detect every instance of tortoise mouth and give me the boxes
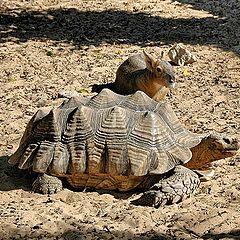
[226,149,239,153]
[221,149,239,155]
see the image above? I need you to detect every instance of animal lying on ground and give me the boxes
[92,51,175,101]
[9,89,239,207]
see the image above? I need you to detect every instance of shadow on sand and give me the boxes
[4,225,240,239]
[0,155,33,191]
[0,1,239,54]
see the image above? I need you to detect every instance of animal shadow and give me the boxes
[91,82,116,94]
[0,155,33,191]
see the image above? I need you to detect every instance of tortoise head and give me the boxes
[184,133,239,171]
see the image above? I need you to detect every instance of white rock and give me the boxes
[168,44,197,66]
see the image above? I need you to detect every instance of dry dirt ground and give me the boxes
[0,0,240,239]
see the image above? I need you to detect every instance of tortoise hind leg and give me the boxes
[32,173,63,194]
[132,166,200,208]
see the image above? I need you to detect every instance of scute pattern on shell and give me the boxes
[9,89,202,190]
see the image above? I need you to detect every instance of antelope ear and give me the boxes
[143,50,157,72]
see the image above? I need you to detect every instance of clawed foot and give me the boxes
[32,173,63,194]
[132,166,200,207]
[131,190,170,208]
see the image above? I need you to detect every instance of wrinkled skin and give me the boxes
[185,133,239,170]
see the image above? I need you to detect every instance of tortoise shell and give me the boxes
[9,89,201,191]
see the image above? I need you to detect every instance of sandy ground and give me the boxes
[0,0,240,239]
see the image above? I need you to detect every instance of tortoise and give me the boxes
[92,51,175,101]
[9,89,239,207]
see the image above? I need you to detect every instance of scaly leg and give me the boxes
[32,173,63,194]
[132,165,200,208]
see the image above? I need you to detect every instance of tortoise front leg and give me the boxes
[32,173,63,194]
[132,166,200,208]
